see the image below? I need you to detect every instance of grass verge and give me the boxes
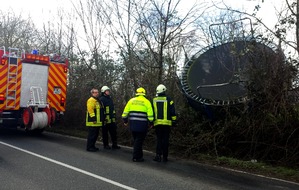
[190,154,299,183]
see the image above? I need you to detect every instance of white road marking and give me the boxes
[0,141,137,190]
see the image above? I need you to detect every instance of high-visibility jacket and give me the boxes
[122,95,154,132]
[152,94,176,126]
[100,94,116,124]
[86,97,105,127]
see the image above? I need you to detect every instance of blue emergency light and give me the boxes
[31,49,39,54]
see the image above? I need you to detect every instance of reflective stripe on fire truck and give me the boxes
[0,60,22,110]
[48,63,67,112]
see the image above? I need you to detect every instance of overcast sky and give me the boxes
[1,0,283,28]
[0,0,287,50]
[0,0,290,62]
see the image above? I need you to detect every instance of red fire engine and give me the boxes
[0,47,68,133]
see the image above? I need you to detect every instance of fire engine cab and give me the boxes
[0,47,68,133]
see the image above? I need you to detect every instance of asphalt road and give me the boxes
[0,128,298,190]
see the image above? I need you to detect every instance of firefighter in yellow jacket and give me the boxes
[86,88,105,152]
[122,87,154,162]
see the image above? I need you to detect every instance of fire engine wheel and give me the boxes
[50,107,57,125]
[23,107,33,129]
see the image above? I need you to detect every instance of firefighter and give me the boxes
[99,86,121,150]
[122,87,154,162]
[152,84,177,162]
[86,88,105,152]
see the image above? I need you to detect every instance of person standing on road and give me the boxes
[122,87,154,162]
[152,84,177,162]
[86,88,105,152]
[99,86,121,150]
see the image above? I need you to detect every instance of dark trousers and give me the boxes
[86,127,100,150]
[132,131,147,159]
[102,123,118,146]
[155,126,171,159]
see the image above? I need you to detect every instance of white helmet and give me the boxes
[101,86,110,93]
[156,84,167,94]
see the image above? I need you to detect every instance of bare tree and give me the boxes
[0,10,37,51]
[134,0,206,83]
[60,0,126,126]
[102,0,207,87]
[283,0,299,53]
[102,0,143,99]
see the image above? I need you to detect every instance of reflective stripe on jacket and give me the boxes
[122,95,154,132]
[100,94,116,124]
[86,97,104,127]
[153,95,176,126]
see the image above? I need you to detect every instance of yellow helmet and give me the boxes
[136,87,146,96]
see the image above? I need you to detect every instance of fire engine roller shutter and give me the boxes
[20,63,48,108]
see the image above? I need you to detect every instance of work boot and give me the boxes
[153,155,161,162]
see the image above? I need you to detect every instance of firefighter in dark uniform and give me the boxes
[86,88,105,152]
[152,84,177,162]
[99,86,121,150]
[122,87,154,162]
